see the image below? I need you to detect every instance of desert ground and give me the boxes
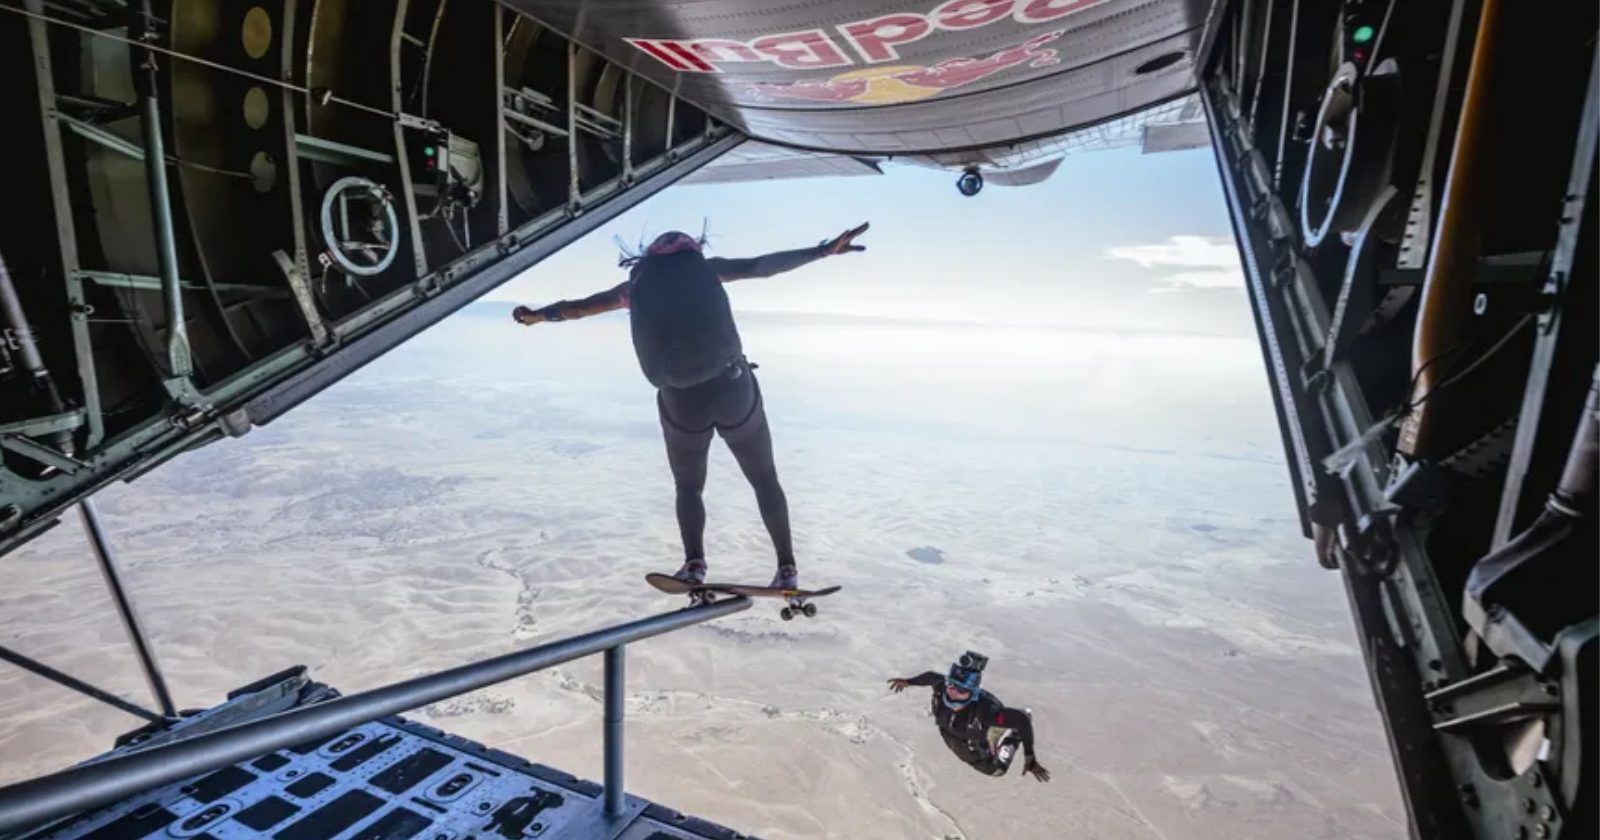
[0,307,1405,839]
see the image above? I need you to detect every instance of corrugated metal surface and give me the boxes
[505,0,1207,154]
[681,140,883,183]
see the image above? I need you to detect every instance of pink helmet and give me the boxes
[645,231,703,257]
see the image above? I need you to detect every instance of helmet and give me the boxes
[645,230,703,258]
[942,651,987,711]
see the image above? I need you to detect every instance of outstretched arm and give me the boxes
[707,248,826,282]
[709,222,869,283]
[887,671,944,692]
[513,280,630,325]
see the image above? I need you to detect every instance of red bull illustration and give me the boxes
[740,30,1063,105]
[563,0,1195,153]
[624,0,1107,74]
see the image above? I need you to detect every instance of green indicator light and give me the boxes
[1353,25,1375,44]
[423,146,436,157]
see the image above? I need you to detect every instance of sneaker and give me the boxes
[769,564,799,591]
[673,558,707,586]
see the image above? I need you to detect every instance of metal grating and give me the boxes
[19,674,751,840]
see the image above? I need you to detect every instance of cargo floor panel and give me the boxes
[23,675,753,840]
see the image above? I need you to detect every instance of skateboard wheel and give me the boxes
[780,607,794,621]
[802,603,817,618]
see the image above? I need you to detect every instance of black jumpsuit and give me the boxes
[531,244,829,575]
[655,360,791,568]
[636,248,826,572]
[905,672,1038,776]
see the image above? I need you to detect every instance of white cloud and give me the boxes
[1103,235,1243,293]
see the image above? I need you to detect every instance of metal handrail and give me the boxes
[0,596,750,834]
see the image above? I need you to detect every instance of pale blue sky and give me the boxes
[489,145,1249,336]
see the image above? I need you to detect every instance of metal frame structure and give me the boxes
[76,499,177,719]
[1199,1,1596,838]
[1490,50,1600,550]
[0,0,742,558]
[0,594,750,834]
[1204,82,1473,836]
[0,5,751,833]
[0,646,163,726]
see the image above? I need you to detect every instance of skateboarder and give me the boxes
[513,223,869,591]
[887,652,1050,782]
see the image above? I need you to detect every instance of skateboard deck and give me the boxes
[646,573,841,620]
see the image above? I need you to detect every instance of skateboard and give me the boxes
[645,572,841,620]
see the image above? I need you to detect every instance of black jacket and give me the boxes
[906,672,1036,775]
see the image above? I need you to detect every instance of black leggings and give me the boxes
[657,364,794,570]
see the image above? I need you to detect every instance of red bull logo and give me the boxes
[741,31,1063,105]
[625,0,1106,75]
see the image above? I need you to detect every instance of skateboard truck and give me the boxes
[779,597,818,621]
[692,591,815,620]
[645,573,838,620]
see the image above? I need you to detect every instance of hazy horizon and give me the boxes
[468,298,1254,339]
[489,147,1255,339]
